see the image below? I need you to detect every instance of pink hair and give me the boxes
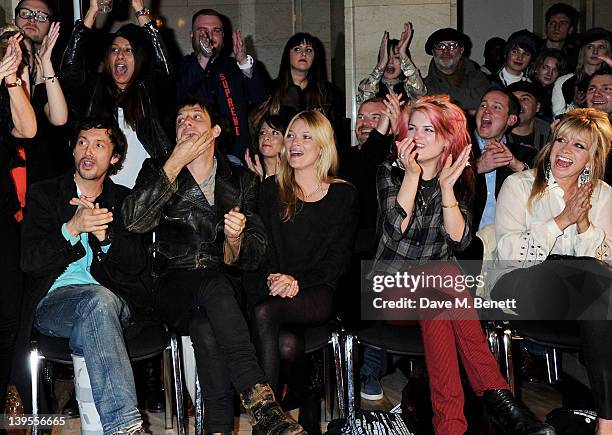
[397,95,471,174]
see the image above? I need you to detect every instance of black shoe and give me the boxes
[61,393,79,419]
[143,359,165,413]
[483,389,557,435]
[298,395,322,435]
[520,351,540,384]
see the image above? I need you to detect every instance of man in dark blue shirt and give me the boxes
[176,8,269,162]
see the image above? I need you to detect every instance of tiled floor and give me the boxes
[51,362,564,434]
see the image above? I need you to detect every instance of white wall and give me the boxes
[463,0,533,66]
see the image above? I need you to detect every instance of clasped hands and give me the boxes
[267,273,299,298]
[476,140,524,174]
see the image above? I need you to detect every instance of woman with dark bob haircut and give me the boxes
[269,32,343,132]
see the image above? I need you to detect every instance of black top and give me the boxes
[247,178,359,306]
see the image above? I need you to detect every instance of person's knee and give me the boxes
[78,286,123,319]
[189,312,217,351]
[278,332,299,362]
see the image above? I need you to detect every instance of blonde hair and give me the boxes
[529,108,612,207]
[277,110,344,221]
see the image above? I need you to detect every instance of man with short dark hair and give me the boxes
[472,88,536,229]
[543,3,578,52]
[123,99,303,434]
[176,8,268,161]
[586,67,612,115]
[17,118,151,435]
[424,27,490,113]
[507,81,550,151]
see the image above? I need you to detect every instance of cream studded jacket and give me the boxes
[479,169,612,299]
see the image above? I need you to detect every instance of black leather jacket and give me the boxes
[61,20,174,159]
[122,154,266,274]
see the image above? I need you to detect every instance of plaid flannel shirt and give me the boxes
[372,160,473,273]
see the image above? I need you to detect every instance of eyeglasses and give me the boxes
[433,42,461,52]
[16,7,51,23]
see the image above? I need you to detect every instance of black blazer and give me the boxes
[14,171,153,410]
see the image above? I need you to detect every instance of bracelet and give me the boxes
[135,7,150,17]
[441,201,459,209]
[42,75,58,82]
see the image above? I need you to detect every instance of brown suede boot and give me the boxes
[240,383,306,434]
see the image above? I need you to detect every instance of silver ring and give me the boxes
[399,152,405,159]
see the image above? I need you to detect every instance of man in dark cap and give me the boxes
[507,81,550,151]
[491,30,539,87]
[424,27,490,114]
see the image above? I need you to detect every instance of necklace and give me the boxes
[302,183,323,200]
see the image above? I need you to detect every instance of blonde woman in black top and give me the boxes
[248,111,359,434]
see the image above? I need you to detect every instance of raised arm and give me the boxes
[397,22,426,99]
[1,35,36,138]
[35,22,67,126]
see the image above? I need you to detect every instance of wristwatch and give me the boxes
[5,78,22,88]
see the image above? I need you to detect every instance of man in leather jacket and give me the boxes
[122,98,304,434]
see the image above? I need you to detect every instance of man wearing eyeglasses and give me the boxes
[14,0,53,51]
[423,28,490,114]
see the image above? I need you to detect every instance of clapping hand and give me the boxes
[232,29,247,65]
[35,22,60,78]
[376,31,389,70]
[0,34,23,82]
[397,21,414,59]
[439,146,471,192]
[396,137,421,178]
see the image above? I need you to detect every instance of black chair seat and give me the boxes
[304,322,334,353]
[512,321,581,349]
[36,321,170,364]
[356,323,424,356]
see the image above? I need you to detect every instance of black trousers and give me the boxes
[156,269,266,433]
[492,256,612,418]
[0,217,22,416]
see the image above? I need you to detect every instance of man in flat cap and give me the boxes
[424,27,490,114]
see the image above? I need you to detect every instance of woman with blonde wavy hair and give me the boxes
[489,108,612,434]
[247,110,359,434]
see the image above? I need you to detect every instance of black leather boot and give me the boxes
[483,389,557,434]
[240,383,305,434]
[298,394,321,435]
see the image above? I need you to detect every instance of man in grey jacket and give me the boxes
[424,28,490,114]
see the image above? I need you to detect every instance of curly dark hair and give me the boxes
[72,117,127,176]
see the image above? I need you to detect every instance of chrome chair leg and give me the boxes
[487,324,501,365]
[323,346,333,421]
[194,374,203,435]
[163,346,174,429]
[30,346,41,435]
[331,331,346,419]
[344,333,356,420]
[170,334,186,435]
[502,327,515,395]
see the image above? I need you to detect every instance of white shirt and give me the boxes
[479,169,612,299]
[111,108,150,188]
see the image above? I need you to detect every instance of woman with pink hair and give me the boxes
[371,95,555,435]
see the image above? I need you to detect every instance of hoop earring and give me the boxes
[579,166,591,187]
